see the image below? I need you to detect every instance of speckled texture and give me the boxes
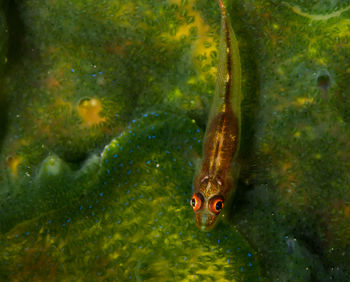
[0,0,349,281]
[230,0,350,280]
[0,113,261,281]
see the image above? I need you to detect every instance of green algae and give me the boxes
[0,0,217,176]
[0,113,261,281]
[0,0,350,281]
[230,0,350,280]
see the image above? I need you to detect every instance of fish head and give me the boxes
[191,191,225,230]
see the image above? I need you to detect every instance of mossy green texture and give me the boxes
[231,0,350,280]
[0,0,217,175]
[0,0,349,281]
[0,113,261,281]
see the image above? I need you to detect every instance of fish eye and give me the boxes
[210,197,224,214]
[191,193,202,211]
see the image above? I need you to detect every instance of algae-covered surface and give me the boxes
[0,0,349,281]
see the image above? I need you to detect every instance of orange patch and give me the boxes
[281,162,291,172]
[45,75,60,88]
[77,98,106,126]
[105,40,132,55]
[344,205,350,218]
[7,156,21,176]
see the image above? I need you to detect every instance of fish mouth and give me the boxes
[195,211,217,231]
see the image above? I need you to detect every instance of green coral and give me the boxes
[230,0,350,280]
[0,0,350,281]
[0,113,261,281]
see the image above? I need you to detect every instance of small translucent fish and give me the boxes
[191,0,242,230]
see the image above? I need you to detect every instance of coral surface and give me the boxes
[0,0,349,281]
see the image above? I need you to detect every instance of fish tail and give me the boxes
[213,0,242,149]
[208,0,241,138]
[217,0,241,114]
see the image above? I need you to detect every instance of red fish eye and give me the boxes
[211,198,224,214]
[191,194,201,211]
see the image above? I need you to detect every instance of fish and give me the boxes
[191,0,242,230]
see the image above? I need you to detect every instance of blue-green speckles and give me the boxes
[1,0,349,280]
[0,112,261,280]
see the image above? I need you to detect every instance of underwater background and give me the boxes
[0,0,349,281]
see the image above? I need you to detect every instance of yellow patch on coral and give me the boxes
[308,47,317,57]
[167,87,184,103]
[187,76,198,85]
[55,98,73,111]
[272,23,279,30]
[77,98,106,126]
[293,131,301,138]
[110,2,136,25]
[295,97,314,106]
[317,57,327,66]
[7,156,21,177]
[167,0,217,79]
[281,162,291,172]
[195,258,234,280]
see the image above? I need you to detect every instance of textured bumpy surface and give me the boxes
[0,113,261,280]
[0,0,349,281]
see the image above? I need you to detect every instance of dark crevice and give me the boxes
[0,0,26,151]
[58,151,90,170]
[317,74,330,91]
[317,70,331,101]
[317,75,330,90]
[5,0,26,66]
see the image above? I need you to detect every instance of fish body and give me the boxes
[191,0,241,230]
